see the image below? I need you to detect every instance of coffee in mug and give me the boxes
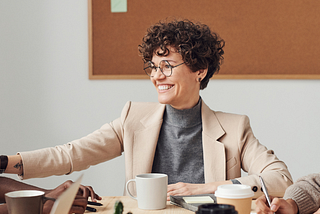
[215,184,254,214]
[5,190,55,214]
[126,173,168,210]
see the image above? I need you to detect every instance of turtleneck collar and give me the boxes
[164,97,202,128]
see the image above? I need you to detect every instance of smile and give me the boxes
[158,85,173,91]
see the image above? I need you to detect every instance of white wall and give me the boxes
[1,0,319,196]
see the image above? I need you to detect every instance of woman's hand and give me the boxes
[167,181,232,201]
[43,180,101,214]
[167,182,207,201]
[255,195,299,214]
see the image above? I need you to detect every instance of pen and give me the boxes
[88,201,103,206]
[259,175,272,207]
[86,206,97,212]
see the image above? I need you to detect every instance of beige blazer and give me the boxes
[20,100,292,198]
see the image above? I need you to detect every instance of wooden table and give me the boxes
[85,196,257,214]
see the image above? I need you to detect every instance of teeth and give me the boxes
[158,85,173,90]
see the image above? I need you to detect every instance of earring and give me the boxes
[198,78,201,82]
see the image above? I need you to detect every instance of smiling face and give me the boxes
[150,47,207,110]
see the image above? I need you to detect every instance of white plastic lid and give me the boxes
[5,190,45,198]
[215,184,254,199]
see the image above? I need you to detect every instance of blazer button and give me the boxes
[252,186,258,192]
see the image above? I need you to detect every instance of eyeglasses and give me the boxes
[144,60,185,77]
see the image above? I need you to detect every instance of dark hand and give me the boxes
[77,183,102,202]
[43,180,101,214]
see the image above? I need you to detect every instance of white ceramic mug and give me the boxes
[5,190,55,214]
[126,173,168,210]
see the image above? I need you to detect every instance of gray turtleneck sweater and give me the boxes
[152,99,205,184]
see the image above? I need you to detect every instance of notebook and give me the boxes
[50,174,83,214]
[170,194,216,212]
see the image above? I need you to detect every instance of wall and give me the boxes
[1,0,319,196]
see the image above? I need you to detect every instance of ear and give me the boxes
[197,68,208,82]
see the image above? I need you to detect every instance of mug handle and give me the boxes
[126,179,137,200]
[43,196,56,203]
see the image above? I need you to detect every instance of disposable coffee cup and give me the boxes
[5,190,55,214]
[196,203,238,214]
[215,184,254,214]
[126,173,168,210]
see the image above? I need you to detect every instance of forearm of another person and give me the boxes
[283,173,320,214]
[0,176,47,214]
[167,180,232,201]
[0,176,47,203]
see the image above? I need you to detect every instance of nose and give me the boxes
[152,68,166,80]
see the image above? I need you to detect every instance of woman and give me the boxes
[255,173,320,214]
[2,19,292,199]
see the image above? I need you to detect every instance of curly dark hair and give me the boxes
[138,19,225,90]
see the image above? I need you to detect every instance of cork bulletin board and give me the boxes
[88,0,320,79]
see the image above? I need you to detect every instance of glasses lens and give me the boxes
[160,60,172,76]
[144,61,154,76]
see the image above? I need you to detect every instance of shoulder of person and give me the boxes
[123,101,163,111]
[202,100,249,121]
[120,101,165,121]
[212,110,249,122]
[296,172,320,183]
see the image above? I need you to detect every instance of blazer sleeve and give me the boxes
[283,173,320,214]
[233,115,293,197]
[18,102,132,179]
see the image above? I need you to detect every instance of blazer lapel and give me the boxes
[132,103,165,176]
[201,100,226,182]
[131,101,227,182]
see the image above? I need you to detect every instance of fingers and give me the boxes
[255,195,275,214]
[270,197,281,212]
[167,183,188,201]
[62,180,74,189]
[78,185,102,202]
[168,182,192,194]
[68,206,85,214]
[48,181,101,203]
[69,195,87,214]
[46,180,74,199]
[167,182,202,201]
[45,181,100,214]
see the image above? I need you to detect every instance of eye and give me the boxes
[164,64,171,69]
[161,61,172,70]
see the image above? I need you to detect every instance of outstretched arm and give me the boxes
[0,177,101,214]
[0,176,47,214]
[1,155,23,176]
[0,176,46,203]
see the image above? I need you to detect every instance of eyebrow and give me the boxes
[151,59,178,65]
